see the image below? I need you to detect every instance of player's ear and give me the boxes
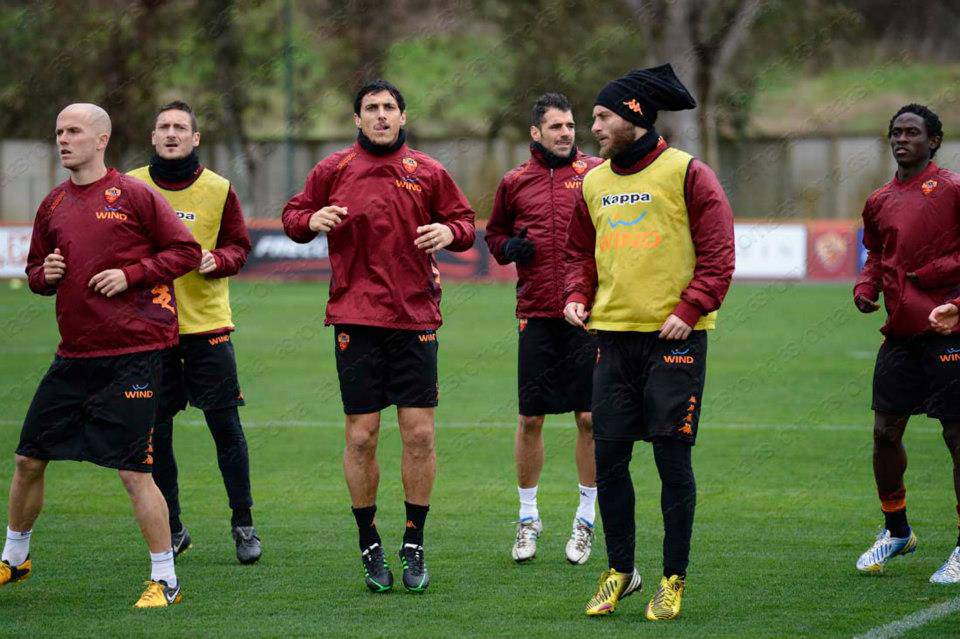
[193,131,201,148]
[399,111,407,128]
[353,113,362,129]
[530,126,541,143]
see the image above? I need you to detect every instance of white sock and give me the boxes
[518,486,539,521]
[2,527,31,566]
[575,484,597,527]
[150,549,177,588]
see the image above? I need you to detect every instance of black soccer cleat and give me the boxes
[361,543,393,593]
[232,526,262,565]
[398,543,430,593]
[172,526,192,558]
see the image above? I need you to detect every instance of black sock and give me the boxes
[653,437,696,580]
[403,502,430,546]
[595,439,636,574]
[884,508,910,538]
[169,515,183,535]
[231,508,253,528]
[352,505,381,550]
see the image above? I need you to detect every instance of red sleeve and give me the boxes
[25,193,58,296]
[120,186,202,287]
[854,196,882,302]
[207,187,251,278]
[673,159,735,327]
[913,182,960,288]
[282,161,332,243]
[484,176,516,264]
[563,191,598,307]
[430,167,476,252]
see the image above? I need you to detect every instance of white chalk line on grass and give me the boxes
[0,419,940,433]
[853,595,960,639]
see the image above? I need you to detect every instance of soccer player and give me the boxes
[855,104,960,584]
[485,93,602,565]
[564,65,735,619]
[282,80,475,593]
[129,101,261,564]
[1,103,201,607]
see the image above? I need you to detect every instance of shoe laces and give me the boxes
[138,580,166,605]
[362,543,387,572]
[515,520,539,547]
[571,522,593,552]
[652,577,682,610]
[401,544,425,574]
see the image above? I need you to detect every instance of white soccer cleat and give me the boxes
[565,518,594,565]
[512,518,542,562]
[856,528,918,573]
[930,547,960,584]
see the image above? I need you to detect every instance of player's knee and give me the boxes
[519,415,544,433]
[873,422,904,448]
[575,412,593,433]
[118,469,151,493]
[402,424,435,455]
[345,429,378,457]
[13,455,46,479]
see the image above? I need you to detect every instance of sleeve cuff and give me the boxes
[297,211,316,239]
[566,292,590,307]
[854,282,879,302]
[121,263,146,288]
[672,300,702,328]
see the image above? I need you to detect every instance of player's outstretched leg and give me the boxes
[151,417,192,558]
[345,413,392,592]
[397,408,435,592]
[932,421,960,583]
[566,411,596,565]
[514,414,545,562]
[0,455,47,587]
[121,470,182,608]
[858,412,917,573]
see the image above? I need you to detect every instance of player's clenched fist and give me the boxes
[564,301,590,329]
[415,223,453,254]
[929,303,959,335]
[89,269,128,298]
[43,248,66,284]
[308,205,348,233]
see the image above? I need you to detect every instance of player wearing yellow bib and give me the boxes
[564,65,735,620]
[129,101,261,564]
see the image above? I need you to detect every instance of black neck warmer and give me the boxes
[611,128,661,170]
[358,128,406,155]
[531,142,577,169]
[148,150,200,184]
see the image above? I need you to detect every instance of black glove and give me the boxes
[503,228,535,264]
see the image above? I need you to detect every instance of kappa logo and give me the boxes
[402,157,418,174]
[337,332,350,351]
[144,426,154,465]
[418,332,437,343]
[124,383,154,399]
[939,347,960,363]
[176,210,197,222]
[104,187,121,204]
[922,179,938,196]
[336,151,357,170]
[623,99,644,115]
[601,192,652,207]
[677,395,697,437]
[572,159,588,175]
[663,347,694,364]
[48,191,66,214]
[150,284,176,315]
[95,210,128,221]
[208,334,230,347]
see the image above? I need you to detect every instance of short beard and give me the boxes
[599,123,639,159]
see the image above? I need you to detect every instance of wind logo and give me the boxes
[418,332,437,343]
[607,211,647,228]
[95,210,127,221]
[663,347,694,364]
[208,334,230,346]
[597,230,661,252]
[395,178,422,193]
[600,192,651,207]
[124,383,154,399]
[939,347,960,362]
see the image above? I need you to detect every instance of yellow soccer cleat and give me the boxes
[645,574,685,621]
[0,557,31,586]
[134,579,182,608]
[585,568,642,616]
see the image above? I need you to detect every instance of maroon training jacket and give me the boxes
[25,169,201,357]
[282,141,476,330]
[855,162,960,338]
[485,146,603,318]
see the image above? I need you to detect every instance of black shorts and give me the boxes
[17,351,162,472]
[518,318,595,416]
[334,324,439,414]
[872,334,960,419]
[158,332,245,419]
[591,330,708,444]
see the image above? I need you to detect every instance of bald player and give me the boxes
[0,103,201,607]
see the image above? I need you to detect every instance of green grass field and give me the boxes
[1,280,959,637]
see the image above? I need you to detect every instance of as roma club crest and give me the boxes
[104,187,121,204]
[519,319,528,332]
[402,157,418,174]
[572,160,587,175]
[337,332,350,351]
[922,179,938,196]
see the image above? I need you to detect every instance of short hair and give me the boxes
[354,80,405,115]
[888,103,943,158]
[156,100,198,132]
[531,93,572,127]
